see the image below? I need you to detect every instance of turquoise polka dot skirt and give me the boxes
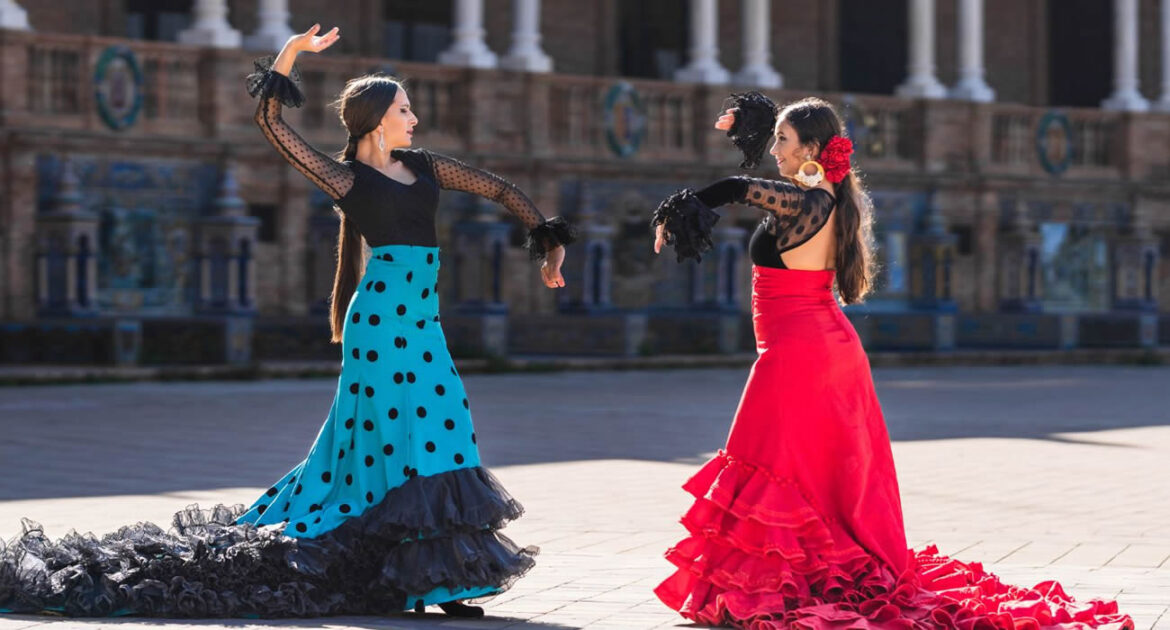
[235,246,535,610]
[0,246,534,617]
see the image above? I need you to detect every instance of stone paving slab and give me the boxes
[1,366,1168,629]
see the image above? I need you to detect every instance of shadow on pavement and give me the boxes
[0,365,1166,501]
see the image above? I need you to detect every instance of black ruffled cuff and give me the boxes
[246,56,306,108]
[524,216,577,261]
[726,91,778,169]
[651,188,721,263]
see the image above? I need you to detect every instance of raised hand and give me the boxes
[715,108,737,131]
[653,223,668,254]
[541,246,566,289]
[288,23,340,54]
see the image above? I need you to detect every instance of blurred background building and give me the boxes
[0,0,1168,364]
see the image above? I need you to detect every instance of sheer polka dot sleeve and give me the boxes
[248,58,354,201]
[696,176,835,254]
[428,152,575,260]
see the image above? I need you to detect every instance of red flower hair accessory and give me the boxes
[820,136,854,184]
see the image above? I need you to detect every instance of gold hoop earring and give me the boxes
[793,159,825,188]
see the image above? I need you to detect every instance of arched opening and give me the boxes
[839,0,907,94]
[618,0,689,79]
[383,0,453,62]
[1048,0,1112,107]
[126,0,193,42]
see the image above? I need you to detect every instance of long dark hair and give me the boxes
[328,75,402,343]
[779,97,875,304]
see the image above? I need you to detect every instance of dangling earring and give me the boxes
[794,152,824,188]
[377,130,386,153]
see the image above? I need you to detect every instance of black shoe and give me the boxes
[438,601,484,618]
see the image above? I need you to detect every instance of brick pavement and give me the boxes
[1,366,1167,629]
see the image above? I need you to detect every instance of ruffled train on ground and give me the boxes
[656,452,1133,630]
[0,467,535,618]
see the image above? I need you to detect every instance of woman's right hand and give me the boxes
[715,108,737,131]
[653,223,669,254]
[286,23,340,55]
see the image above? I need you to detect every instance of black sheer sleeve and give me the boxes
[652,176,835,262]
[427,151,576,260]
[247,56,354,201]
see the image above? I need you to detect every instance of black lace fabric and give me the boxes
[725,91,779,170]
[0,467,535,617]
[248,57,355,201]
[429,153,576,259]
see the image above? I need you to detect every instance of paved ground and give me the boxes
[1,365,1168,629]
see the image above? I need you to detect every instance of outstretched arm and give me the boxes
[248,25,354,201]
[651,177,835,262]
[428,152,576,286]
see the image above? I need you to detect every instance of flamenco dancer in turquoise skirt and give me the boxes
[0,24,573,619]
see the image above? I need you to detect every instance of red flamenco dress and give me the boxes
[650,177,1133,630]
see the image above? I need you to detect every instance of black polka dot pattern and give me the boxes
[241,242,492,536]
[733,177,837,258]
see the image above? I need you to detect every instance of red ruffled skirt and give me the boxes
[655,268,1132,630]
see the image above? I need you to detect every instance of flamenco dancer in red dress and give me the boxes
[650,93,1132,630]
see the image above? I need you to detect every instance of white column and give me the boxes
[949,0,994,101]
[438,0,498,68]
[1154,0,1170,111]
[501,0,552,72]
[732,0,782,88]
[896,0,947,98]
[675,0,730,84]
[1102,0,1149,111]
[0,0,31,30]
[178,0,242,48]
[244,0,294,51]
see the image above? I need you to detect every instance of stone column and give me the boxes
[35,159,100,317]
[997,199,1042,312]
[896,0,947,98]
[178,0,243,48]
[195,167,259,314]
[1155,0,1170,111]
[1102,0,1149,111]
[674,0,730,84]
[501,0,552,72]
[949,0,995,101]
[438,0,498,68]
[244,0,294,52]
[732,0,782,88]
[0,0,30,30]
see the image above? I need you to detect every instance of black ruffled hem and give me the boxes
[245,55,306,108]
[524,216,577,261]
[726,91,778,169]
[375,530,535,598]
[0,467,534,618]
[651,188,721,263]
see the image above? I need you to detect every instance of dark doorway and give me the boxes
[1048,0,1112,107]
[126,0,193,42]
[383,0,453,62]
[839,0,908,94]
[618,0,689,79]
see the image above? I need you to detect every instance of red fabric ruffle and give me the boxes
[656,452,1134,630]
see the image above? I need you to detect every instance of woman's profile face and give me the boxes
[768,118,813,179]
[378,88,418,150]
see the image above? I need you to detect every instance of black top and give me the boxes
[247,59,572,256]
[694,177,837,269]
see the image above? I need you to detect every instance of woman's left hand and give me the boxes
[541,246,566,288]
